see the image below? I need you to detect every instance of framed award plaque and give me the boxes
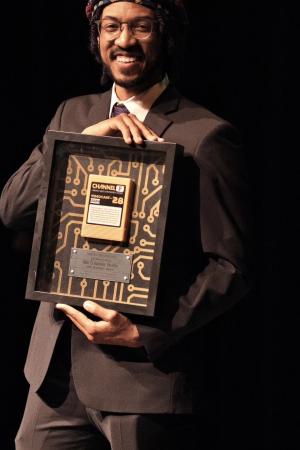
[25,131,181,316]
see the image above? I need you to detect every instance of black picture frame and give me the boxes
[25,130,181,316]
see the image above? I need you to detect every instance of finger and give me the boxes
[113,115,144,145]
[129,115,165,142]
[121,115,144,144]
[116,113,161,143]
[83,116,133,143]
[65,313,95,341]
[83,301,120,324]
[106,114,134,144]
[56,303,94,329]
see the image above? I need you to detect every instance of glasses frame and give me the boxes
[95,17,158,41]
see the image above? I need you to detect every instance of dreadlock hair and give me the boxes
[85,0,188,87]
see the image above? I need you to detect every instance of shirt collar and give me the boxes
[109,75,169,122]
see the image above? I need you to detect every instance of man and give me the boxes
[0,1,253,449]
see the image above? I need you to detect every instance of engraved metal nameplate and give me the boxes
[68,248,132,283]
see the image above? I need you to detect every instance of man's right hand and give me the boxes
[82,113,164,145]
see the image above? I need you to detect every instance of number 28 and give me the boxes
[112,196,123,205]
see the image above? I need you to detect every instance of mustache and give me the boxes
[110,47,144,60]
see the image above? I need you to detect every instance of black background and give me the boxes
[0,1,286,449]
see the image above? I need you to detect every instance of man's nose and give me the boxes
[114,24,137,47]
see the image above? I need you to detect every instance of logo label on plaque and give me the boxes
[87,182,125,227]
[81,175,135,242]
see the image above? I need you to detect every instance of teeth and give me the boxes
[116,56,137,63]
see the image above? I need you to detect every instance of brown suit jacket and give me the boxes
[0,86,253,413]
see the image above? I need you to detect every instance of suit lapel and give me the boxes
[144,85,180,137]
[88,89,112,124]
[86,85,180,137]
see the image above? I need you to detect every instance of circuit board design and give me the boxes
[31,135,175,315]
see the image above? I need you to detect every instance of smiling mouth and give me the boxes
[115,56,140,63]
[111,51,143,63]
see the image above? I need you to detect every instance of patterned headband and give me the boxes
[85,0,188,24]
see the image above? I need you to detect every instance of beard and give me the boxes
[104,63,162,90]
[100,46,164,91]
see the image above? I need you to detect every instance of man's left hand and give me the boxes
[55,301,142,348]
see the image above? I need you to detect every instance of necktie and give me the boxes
[111,102,130,117]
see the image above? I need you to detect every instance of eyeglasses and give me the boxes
[96,17,158,40]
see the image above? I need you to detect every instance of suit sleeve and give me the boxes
[0,101,66,229]
[137,123,254,360]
